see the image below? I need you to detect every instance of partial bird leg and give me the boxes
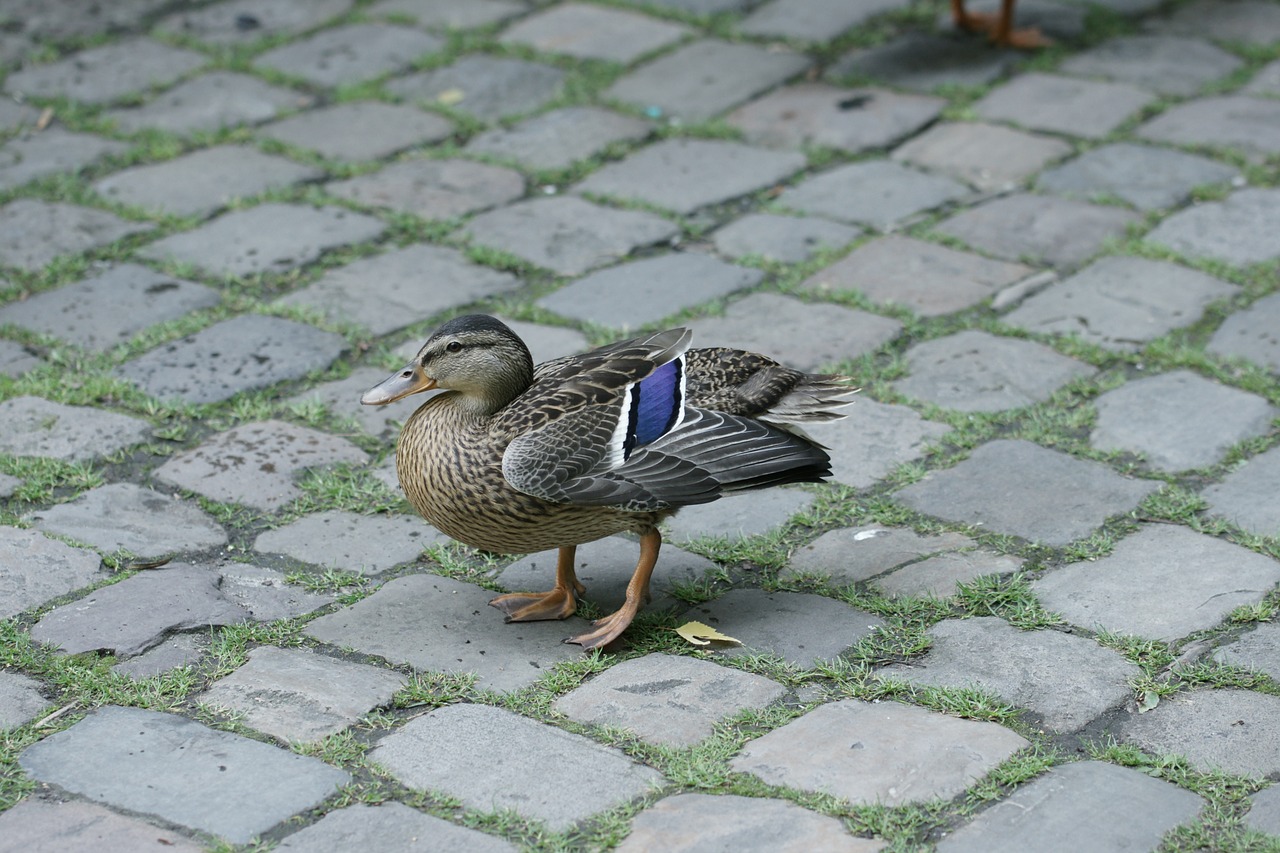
[952,0,1051,48]
[566,529,661,650]
[489,545,585,622]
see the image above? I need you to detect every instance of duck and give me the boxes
[361,314,855,650]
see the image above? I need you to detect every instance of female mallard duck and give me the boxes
[362,314,854,650]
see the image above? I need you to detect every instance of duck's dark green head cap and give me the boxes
[433,314,517,339]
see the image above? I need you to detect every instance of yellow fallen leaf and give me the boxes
[675,620,741,646]
[437,87,465,106]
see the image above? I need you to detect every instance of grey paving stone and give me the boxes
[538,252,762,329]
[606,39,810,122]
[731,699,1029,805]
[0,527,103,619]
[30,563,250,656]
[113,632,209,678]
[0,0,172,42]
[94,145,322,219]
[0,396,150,461]
[618,793,884,852]
[0,128,127,192]
[894,330,1096,412]
[1209,291,1280,373]
[872,550,1024,599]
[712,213,860,263]
[1035,524,1280,640]
[197,646,405,743]
[892,122,1071,193]
[1059,35,1244,97]
[1037,143,1239,211]
[0,263,220,353]
[554,654,785,747]
[664,488,815,545]
[805,399,952,488]
[726,83,946,155]
[0,340,41,377]
[1246,786,1280,837]
[154,420,368,511]
[370,703,663,830]
[577,138,805,216]
[1091,370,1276,471]
[1242,59,1280,96]
[803,235,1032,316]
[500,3,689,62]
[278,803,517,852]
[895,439,1158,546]
[105,71,311,136]
[116,314,348,405]
[467,106,651,172]
[1202,444,1280,538]
[26,483,228,561]
[217,562,338,622]
[369,0,526,30]
[1003,256,1237,352]
[0,99,40,133]
[255,23,443,88]
[157,0,354,45]
[326,158,523,220]
[1116,689,1280,777]
[642,0,751,11]
[0,671,49,729]
[779,160,969,231]
[501,319,591,363]
[290,367,422,436]
[254,509,440,574]
[1215,623,1280,682]
[305,574,587,691]
[686,292,900,372]
[465,196,677,276]
[935,761,1204,853]
[1146,187,1280,267]
[0,472,19,498]
[139,203,386,278]
[1138,96,1280,164]
[880,617,1141,732]
[783,525,976,585]
[0,200,152,272]
[739,0,899,40]
[829,31,1017,92]
[4,39,205,104]
[975,72,1155,139]
[496,536,717,616]
[0,799,202,853]
[682,589,885,667]
[278,244,519,335]
[260,101,455,162]
[1147,0,1280,45]
[937,192,1140,268]
[386,55,565,122]
[18,705,350,844]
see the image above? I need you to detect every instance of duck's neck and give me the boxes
[453,358,533,417]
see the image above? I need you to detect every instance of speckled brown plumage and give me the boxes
[362,314,855,649]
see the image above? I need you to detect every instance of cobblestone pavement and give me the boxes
[0,0,1278,850]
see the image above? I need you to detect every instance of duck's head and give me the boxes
[361,314,534,414]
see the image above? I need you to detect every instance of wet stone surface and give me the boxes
[1034,524,1280,641]
[115,314,349,405]
[1090,370,1276,472]
[139,203,386,278]
[879,617,1141,733]
[1003,256,1237,352]
[893,330,1095,413]
[894,439,1158,546]
[554,654,786,747]
[154,420,368,511]
[18,706,350,844]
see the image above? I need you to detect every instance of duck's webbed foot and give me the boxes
[489,545,584,622]
[566,606,639,650]
[564,529,661,651]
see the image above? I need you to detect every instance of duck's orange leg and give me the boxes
[953,0,1051,49]
[490,545,584,622]
[565,530,660,650]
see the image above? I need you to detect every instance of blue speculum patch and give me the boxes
[626,358,684,454]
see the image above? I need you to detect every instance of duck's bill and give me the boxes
[361,364,437,405]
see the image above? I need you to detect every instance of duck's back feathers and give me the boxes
[686,347,857,423]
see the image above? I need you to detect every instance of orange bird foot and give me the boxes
[564,607,638,651]
[489,585,581,622]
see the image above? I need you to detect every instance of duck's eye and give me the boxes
[446,341,462,353]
